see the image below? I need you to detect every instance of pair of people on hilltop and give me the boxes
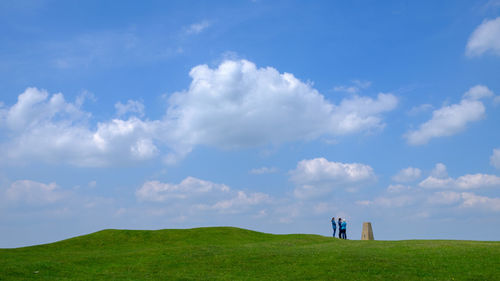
[331,217,347,239]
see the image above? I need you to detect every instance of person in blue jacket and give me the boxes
[341,219,347,239]
[337,218,342,238]
[331,217,336,237]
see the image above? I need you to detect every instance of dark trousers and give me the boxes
[341,229,347,239]
[338,228,342,238]
[332,228,336,237]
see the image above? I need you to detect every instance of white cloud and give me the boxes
[129,138,157,160]
[455,174,500,189]
[5,180,65,204]
[115,100,145,117]
[466,17,500,57]
[431,163,448,178]
[419,163,500,189]
[3,88,88,130]
[405,86,487,145]
[392,167,421,182]
[463,85,494,100]
[290,157,376,198]
[491,148,500,169]
[419,176,454,189]
[427,191,462,205]
[428,191,500,212]
[75,90,96,107]
[136,177,270,214]
[333,93,397,134]
[461,192,500,211]
[165,60,397,160]
[420,174,500,189]
[0,88,160,166]
[186,21,211,34]
[136,177,230,202]
[1,60,398,166]
[93,118,160,162]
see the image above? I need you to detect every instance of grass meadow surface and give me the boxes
[1,227,499,280]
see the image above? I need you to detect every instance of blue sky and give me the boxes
[1,0,500,247]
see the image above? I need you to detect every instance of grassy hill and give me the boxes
[1,227,499,280]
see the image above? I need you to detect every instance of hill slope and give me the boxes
[1,227,499,280]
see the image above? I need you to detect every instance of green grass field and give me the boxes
[1,227,499,280]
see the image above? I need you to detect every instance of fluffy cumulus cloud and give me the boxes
[290,157,376,198]
[419,163,500,189]
[2,88,88,130]
[491,148,500,169]
[392,167,422,182]
[405,85,491,145]
[136,177,270,214]
[164,60,397,158]
[5,180,65,204]
[0,60,398,166]
[0,88,160,166]
[466,17,500,57]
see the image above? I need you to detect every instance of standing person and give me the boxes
[337,218,342,239]
[331,217,337,237]
[341,219,347,239]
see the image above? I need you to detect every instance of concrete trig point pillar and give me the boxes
[361,222,374,240]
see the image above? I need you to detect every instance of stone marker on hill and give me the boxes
[361,222,374,240]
